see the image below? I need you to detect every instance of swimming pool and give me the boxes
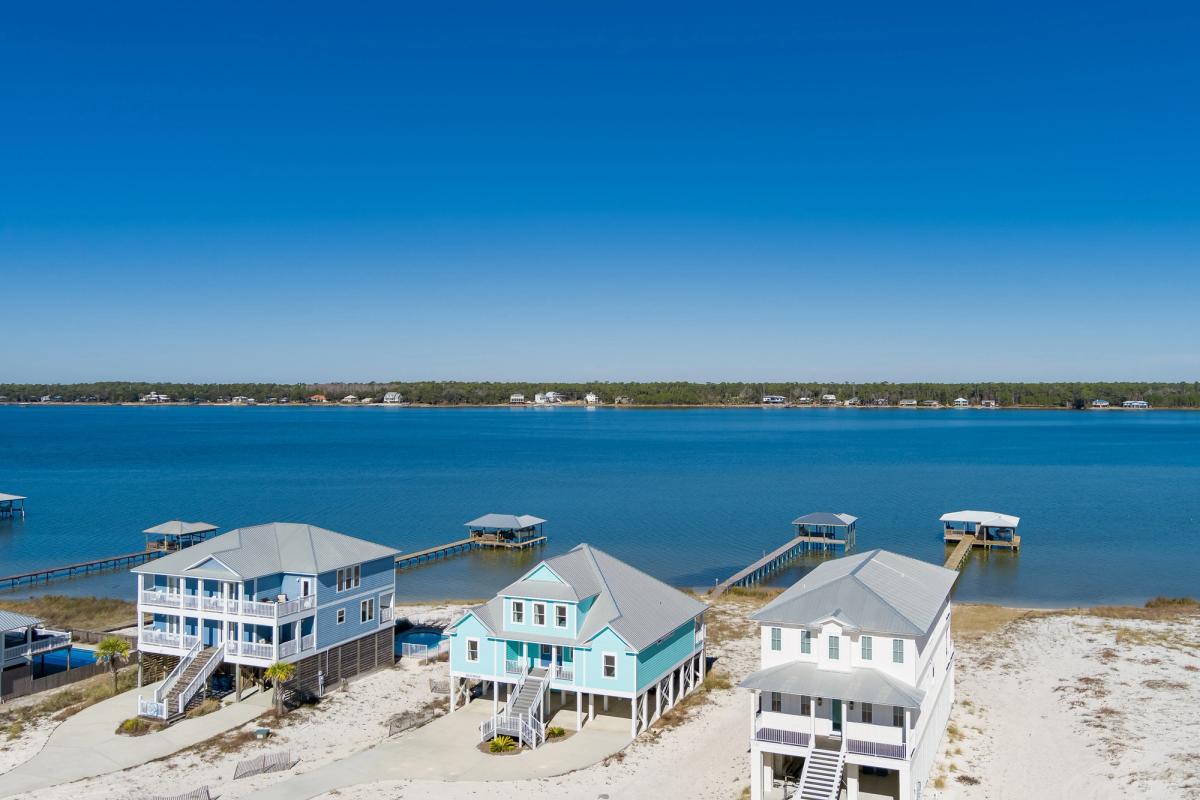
[35,646,96,676]
[394,628,446,657]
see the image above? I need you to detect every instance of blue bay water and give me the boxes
[0,405,1197,607]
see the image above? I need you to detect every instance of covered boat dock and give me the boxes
[0,494,26,520]
[144,520,219,552]
[940,510,1021,556]
[792,512,857,550]
[464,513,547,548]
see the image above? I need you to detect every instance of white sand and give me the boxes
[3,600,1197,800]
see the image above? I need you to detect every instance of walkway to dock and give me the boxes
[394,536,547,570]
[709,537,811,600]
[0,550,162,589]
[943,536,974,572]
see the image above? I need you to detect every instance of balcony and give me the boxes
[301,634,315,651]
[753,712,811,748]
[380,606,393,623]
[139,591,316,620]
[139,629,200,651]
[2,629,72,665]
[552,664,574,682]
[278,639,298,658]
[227,640,274,660]
[504,659,525,675]
[846,739,906,759]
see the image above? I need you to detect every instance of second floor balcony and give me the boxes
[139,589,316,620]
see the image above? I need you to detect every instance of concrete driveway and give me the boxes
[252,697,632,800]
[0,681,264,797]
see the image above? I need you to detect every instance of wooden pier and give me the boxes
[943,532,1020,573]
[709,537,814,600]
[394,535,547,570]
[0,549,162,589]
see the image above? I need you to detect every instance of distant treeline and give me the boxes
[1,381,1198,407]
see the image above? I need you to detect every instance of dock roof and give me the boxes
[143,520,219,536]
[740,659,925,708]
[468,543,706,652]
[939,510,1020,528]
[132,522,398,580]
[0,493,26,502]
[465,513,546,531]
[0,609,44,632]
[752,549,957,637]
[792,512,858,527]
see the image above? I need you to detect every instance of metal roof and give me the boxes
[752,549,957,637]
[740,660,925,708]
[131,522,399,579]
[499,579,581,602]
[464,543,706,652]
[792,512,858,527]
[0,610,44,632]
[0,493,26,502]
[939,510,1020,528]
[143,520,219,536]
[464,514,546,531]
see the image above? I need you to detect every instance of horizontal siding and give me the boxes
[315,556,395,649]
[636,620,698,692]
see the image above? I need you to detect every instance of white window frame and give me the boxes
[828,635,840,660]
[602,652,617,679]
[770,691,782,712]
[337,565,362,593]
[511,600,524,625]
[861,702,873,724]
[893,706,905,727]
[466,637,480,663]
[800,695,811,715]
[861,635,873,660]
[800,629,812,654]
[770,627,782,651]
[336,608,346,625]
[533,602,546,626]
[892,638,905,664]
[555,604,568,628]
[360,598,375,623]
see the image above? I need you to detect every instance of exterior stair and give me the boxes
[163,646,220,717]
[480,666,548,748]
[506,666,547,719]
[797,747,845,800]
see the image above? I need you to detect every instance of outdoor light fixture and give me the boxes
[848,701,855,709]
[817,698,823,706]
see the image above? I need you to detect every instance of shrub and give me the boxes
[489,735,516,753]
[546,726,565,739]
[1145,596,1198,609]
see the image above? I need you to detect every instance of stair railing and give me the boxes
[175,642,226,715]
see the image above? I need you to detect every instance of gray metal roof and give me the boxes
[499,579,581,602]
[0,493,26,502]
[740,660,925,708]
[752,549,957,637]
[465,514,546,531]
[792,512,858,527]
[0,610,44,632]
[132,522,399,580]
[465,543,706,652]
[143,520,219,536]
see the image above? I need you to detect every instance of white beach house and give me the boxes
[447,543,707,748]
[383,391,403,404]
[741,549,956,800]
[585,392,600,404]
[952,397,969,407]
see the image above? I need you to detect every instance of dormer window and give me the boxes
[512,601,524,624]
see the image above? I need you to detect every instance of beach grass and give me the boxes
[0,594,137,631]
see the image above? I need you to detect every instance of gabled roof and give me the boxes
[465,514,546,530]
[939,510,1020,528]
[466,544,706,652]
[792,512,858,527]
[752,549,956,637]
[0,610,43,632]
[740,659,925,708]
[132,522,398,580]
[143,520,219,536]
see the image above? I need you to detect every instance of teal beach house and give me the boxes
[447,543,707,748]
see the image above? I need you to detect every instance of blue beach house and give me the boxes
[133,522,398,720]
[447,543,707,748]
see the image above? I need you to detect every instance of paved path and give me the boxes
[252,698,632,800]
[0,681,264,797]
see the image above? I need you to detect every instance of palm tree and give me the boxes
[96,635,131,694]
[264,661,296,715]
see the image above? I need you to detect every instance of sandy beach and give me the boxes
[1,597,1196,800]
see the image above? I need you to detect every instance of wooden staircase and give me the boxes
[163,646,220,718]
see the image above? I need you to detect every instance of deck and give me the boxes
[0,549,162,589]
[943,532,1020,573]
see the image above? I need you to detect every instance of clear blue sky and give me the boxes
[3,2,1198,382]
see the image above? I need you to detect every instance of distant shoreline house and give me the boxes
[1092,399,1110,408]
[952,397,969,407]
[309,394,327,403]
[133,522,398,721]
[140,391,170,403]
[898,399,917,407]
[446,544,707,748]
[509,393,526,405]
[340,395,359,404]
[585,392,600,405]
[742,550,956,800]
[821,394,838,405]
[1122,400,1150,409]
[382,392,404,404]
[762,395,787,405]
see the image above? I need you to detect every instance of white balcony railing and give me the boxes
[754,716,810,748]
[847,738,906,759]
[380,606,393,623]
[278,639,298,658]
[553,664,574,682]
[301,634,315,651]
[2,630,72,662]
[504,659,525,675]
[139,629,200,650]
[141,590,316,620]
[228,640,274,660]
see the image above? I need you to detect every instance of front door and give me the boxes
[540,644,554,667]
[300,579,312,597]
[831,700,843,734]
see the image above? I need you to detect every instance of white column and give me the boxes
[492,682,498,715]
[576,689,582,731]
[588,692,595,721]
[630,693,637,736]
[654,681,662,720]
[639,691,647,732]
[750,745,765,800]
[846,763,860,800]
[750,690,758,739]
